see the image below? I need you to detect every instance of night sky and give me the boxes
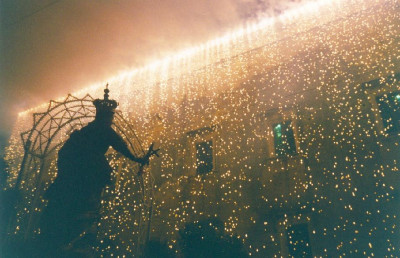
[0,0,302,154]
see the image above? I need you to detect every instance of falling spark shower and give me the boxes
[4,0,400,256]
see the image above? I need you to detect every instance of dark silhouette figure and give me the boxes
[39,86,158,256]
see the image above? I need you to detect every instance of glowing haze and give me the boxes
[0,0,307,147]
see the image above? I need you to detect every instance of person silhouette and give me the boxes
[39,86,158,256]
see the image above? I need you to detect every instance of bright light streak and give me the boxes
[19,0,364,116]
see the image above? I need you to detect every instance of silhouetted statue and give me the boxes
[39,86,158,256]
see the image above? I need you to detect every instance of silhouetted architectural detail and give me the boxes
[39,86,158,255]
[286,223,312,258]
[273,121,296,157]
[376,91,400,134]
[196,140,213,174]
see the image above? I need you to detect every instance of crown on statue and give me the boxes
[93,84,118,114]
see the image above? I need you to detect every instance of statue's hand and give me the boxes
[147,143,160,158]
[137,144,160,176]
[140,143,160,166]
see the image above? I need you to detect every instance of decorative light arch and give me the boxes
[14,93,154,255]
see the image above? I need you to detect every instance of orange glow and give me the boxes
[18,0,370,117]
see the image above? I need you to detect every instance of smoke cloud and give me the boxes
[0,0,304,150]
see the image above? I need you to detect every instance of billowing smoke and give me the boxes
[0,0,306,149]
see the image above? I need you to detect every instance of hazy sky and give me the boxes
[0,0,300,150]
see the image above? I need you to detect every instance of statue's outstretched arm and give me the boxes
[109,128,159,168]
[109,128,144,163]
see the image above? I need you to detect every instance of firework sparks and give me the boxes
[5,0,400,256]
